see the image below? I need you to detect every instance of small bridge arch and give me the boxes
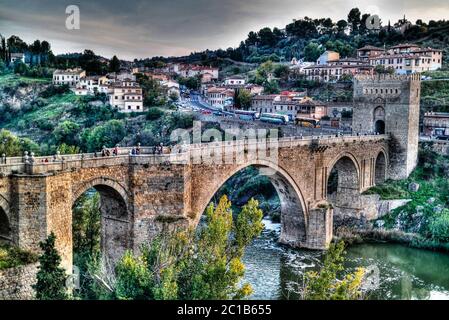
[72,176,132,265]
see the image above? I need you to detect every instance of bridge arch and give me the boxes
[72,177,131,265]
[326,153,362,228]
[195,159,308,247]
[326,152,361,190]
[375,150,388,185]
[0,197,11,244]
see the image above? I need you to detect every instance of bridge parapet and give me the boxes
[0,134,389,175]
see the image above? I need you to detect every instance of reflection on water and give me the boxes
[242,217,449,300]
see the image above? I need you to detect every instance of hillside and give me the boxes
[0,73,194,155]
[139,10,449,71]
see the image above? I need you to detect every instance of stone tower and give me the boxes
[353,74,421,180]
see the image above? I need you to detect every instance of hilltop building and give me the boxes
[108,79,144,113]
[52,68,86,87]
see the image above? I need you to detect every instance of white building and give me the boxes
[108,80,144,113]
[10,53,25,64]
[53,69,86,87]
[161,80,180,98]
[75,76,109,95]
[224,76,246,86]
[205,87,234,108]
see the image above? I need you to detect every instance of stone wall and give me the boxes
[0,263,37,300]
[353,74,420,180]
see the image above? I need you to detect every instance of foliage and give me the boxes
[53,120,81,146]
[177,76,201,91]
[303,42,325,62]
[0,129,40,156]
[301,241,365,300]
[34,233,68,300]
[80,119,126,152]
[108,196,263,300]
[109,55,121,73]
[146,107,164,120]
[428,210,449,243]
[177,196,263,300]
[368,146,449,245]
[0,244,38,270]
[71,192,103,300]
[57,143,81,155]
[236,90,252,109]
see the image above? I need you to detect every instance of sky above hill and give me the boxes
[0,0,448,60]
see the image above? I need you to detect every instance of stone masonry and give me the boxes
[0,134,390,273]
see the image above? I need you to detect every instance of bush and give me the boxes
[81,119,126,152]
[429,210,449,242]
[146,108,164,121]
[0,245,38,270]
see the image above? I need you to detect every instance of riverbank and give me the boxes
[334,227,449,252]
[243,218,449,300]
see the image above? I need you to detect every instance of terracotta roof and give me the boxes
[391,43,420,49]
[357,45,385,51]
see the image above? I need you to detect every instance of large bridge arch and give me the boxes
[72,176,132,265]
[326,152,362,228]
[193,159,309,247]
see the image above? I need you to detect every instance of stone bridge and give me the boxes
[0,134,392,271]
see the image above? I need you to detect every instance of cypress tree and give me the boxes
[34,232,68,300]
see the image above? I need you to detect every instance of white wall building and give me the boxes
[108,80,144,113]
[224,76,246,86]
[53,68,86,87]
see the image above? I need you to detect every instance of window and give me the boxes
[128,106,131,109]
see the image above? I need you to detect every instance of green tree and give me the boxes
[0,129,40,156]
[110,196,263,300]
[237,90,252,109]
[263,80,280,94]
[429,209,449,242]
[348,8,361,34]
[81,119,126,152]
[57,144,81,155]
[336,20,348,34]
[179,196,263,300]
[303,42,324,62]
[109,55,121,73]
[34,233,68,300]
[301,241,365,300]
[146,107,164,120]
[53,120,80,146]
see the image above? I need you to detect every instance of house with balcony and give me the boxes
[108,80,144,113]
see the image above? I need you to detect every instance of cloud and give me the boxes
[0,0,448,60]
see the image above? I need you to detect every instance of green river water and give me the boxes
[242,218,449,300]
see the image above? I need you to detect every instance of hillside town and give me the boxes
[47,42,443,135]
[2,3,449,304]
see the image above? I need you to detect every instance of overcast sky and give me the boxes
[0,0,448,60]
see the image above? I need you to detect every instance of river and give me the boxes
[242,218,449,300]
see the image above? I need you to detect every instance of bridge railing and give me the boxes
[0,134,389,175]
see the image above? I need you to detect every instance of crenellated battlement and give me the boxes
[354,73,421,83]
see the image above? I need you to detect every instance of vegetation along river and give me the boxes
[242,218,449,300]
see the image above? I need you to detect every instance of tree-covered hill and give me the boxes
[138,8,449,69]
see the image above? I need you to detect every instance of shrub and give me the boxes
[428,210,449,242]
[146,108,164,121]
[0,245,38,270]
